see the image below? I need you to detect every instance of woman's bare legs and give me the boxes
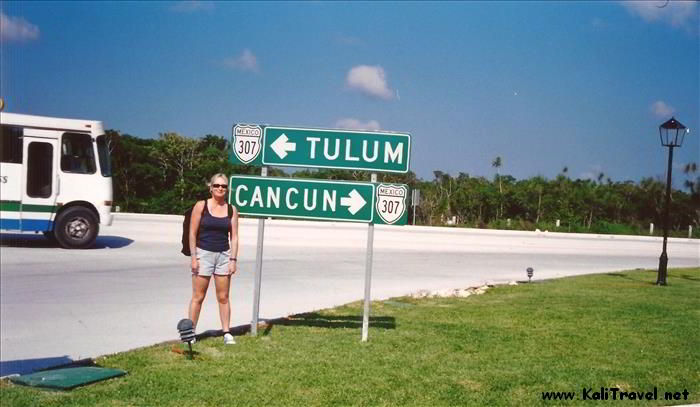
[188,275,211,329]
[213,274,231,333]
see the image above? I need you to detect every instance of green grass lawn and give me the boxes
[2,268,699,406]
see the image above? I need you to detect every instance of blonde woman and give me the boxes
[187,173,239,344]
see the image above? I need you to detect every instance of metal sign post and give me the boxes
[250,166,267,336]
[362,173,378,342]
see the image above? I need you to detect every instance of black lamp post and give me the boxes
[656,117,689,286]
[177,318,196,359]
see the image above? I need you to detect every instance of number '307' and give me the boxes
[237,140,257,154]
[381,200,400,214]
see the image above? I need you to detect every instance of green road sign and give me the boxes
[229,176,375,223]
[229,176,409,225]
[230,124,411,173]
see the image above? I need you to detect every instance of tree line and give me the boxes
[108,131,700,237]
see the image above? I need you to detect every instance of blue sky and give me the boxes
[1,1,698,185]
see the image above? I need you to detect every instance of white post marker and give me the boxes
[362,173,377,342]
[413,202,416,226]
[251,166,267,336]
[411,189,420,225]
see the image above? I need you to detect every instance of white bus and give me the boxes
[0,111,113,248]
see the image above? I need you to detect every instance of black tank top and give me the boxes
[197,201,230,252]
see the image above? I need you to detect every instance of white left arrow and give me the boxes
[340,189,367,215]
[270,133,296,159]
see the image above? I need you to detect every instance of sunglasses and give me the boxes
[211,184,228,189]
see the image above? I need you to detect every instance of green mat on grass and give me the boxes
[10,367,127,390]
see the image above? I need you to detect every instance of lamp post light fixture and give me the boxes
[177,318,196,359]
[656,117,689,286]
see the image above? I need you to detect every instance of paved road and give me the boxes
[1,214,698,376]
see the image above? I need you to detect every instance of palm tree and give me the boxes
[492,156,503,219]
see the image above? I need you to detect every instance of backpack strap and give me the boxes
[188,200,207,253]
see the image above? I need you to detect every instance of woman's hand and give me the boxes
[228,260,237,275]
[191,257,199,274]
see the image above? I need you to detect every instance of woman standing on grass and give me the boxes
[187,173,239,345]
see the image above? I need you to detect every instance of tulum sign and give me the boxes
[231,124,411,173]
[229,176,408,225]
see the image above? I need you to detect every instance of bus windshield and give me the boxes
[96,135,112,177]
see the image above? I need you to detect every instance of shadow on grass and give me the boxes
[40,359,99,371]
[606,272,655,284]
[261,313,396,336]
[194,313,395,340]
[0,356,110,379]
[605,269,700,285]
[0,356,81,377]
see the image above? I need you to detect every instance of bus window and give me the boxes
[27,142,53,198]
[1,125,23,163]
[61,133,96,174]
[96,135,112,177]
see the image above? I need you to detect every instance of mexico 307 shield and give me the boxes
[375,184,407,224]
[232,124,262,164]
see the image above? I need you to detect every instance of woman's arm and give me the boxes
[229,206,239,274]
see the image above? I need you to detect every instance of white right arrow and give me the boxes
[340,189,367,215]
[270,133,296,159]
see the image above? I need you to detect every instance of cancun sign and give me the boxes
[229,176,408,225]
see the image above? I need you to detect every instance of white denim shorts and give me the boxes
[195,248,231,276]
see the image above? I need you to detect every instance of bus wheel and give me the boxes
[54,207,99,249]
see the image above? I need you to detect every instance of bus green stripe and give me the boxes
[0,201,21,211]
[23,204,57,213]
[0,201,56,212]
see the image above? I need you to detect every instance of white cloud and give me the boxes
[170,1,215,12]
[346,65,394,100]
[651,100,675,118]
[335,118,381,131]
[223,49,259,73]
[620,1,697,29]
[0,12,39,43]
